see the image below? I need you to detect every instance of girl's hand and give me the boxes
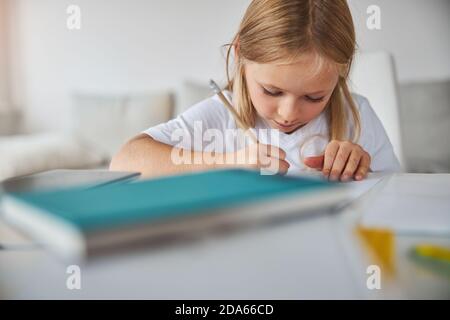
[303,140,371,182]
[233,143,290,175]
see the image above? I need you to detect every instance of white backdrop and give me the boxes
[3,0,450,132]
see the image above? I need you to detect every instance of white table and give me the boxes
[0,173,449,299]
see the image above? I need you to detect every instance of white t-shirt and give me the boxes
[143,91,401,175]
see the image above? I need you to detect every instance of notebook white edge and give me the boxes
[1,195,86,263]
[1,185,349,262]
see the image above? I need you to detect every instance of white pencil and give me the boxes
[209,79,259,144]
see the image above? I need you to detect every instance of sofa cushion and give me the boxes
[71,91,174,158]
[0,133,106,182]
[399,80,450,173]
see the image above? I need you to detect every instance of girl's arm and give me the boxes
[110,134,223,178]
[109,134,289,179]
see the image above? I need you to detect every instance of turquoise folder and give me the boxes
[6,169,339,231]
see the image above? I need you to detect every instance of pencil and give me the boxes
[414,244,450,263]
[209,79,259,144]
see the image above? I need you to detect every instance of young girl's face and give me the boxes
[244,52,339,134]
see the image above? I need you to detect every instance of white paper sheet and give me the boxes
[359,174,450,235]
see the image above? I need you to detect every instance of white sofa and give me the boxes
[349,51,404,168]
[1,51,447,181]
[0,91,174,182]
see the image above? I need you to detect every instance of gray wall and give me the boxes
[1,0,449,172]
[3,0,449,132]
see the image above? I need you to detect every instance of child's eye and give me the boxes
[262,87,282,97]
[305,95,324,103]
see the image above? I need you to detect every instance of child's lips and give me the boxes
[272,120,303,130]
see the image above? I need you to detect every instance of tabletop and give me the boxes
[0,172,449,299]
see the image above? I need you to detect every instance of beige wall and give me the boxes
[0,0,11,110]
[4,0,450,132]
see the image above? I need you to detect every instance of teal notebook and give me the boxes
[1,169,347,261]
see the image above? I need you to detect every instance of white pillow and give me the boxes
[349,51,404,166]
[0,133,106,182]
[71,91,174,159]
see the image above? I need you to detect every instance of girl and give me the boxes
[110,0,401,181]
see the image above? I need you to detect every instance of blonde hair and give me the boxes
[224,0,361,142]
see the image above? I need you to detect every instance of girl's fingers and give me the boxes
[322,141,340,178]
[276,158,290,175]
[260,157,290,175]
[265,144,286,160]
[355,153,371,180]
[256,144,289,174]
[329,142,352,181]
[303,155,324,170]
[341,149,362,181]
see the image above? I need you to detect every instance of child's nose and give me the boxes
[277,98,299,122]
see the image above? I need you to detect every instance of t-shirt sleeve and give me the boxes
[142,95,234,151]
[355,95,402,172]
